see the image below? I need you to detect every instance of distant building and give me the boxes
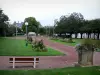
[16,22,24,28]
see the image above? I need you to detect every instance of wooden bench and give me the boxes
[9,57,39,68]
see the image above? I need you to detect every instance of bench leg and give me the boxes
[13,57,15,68]
[13,62,15,68]
[34,62,36,68]
[33,58,36,68]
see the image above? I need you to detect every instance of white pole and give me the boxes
[53,26,54,37]
[25,22,28,41]
[46,26,47,36]
[49,26,50,36]
[16,23,17,37]
[26,25,28,40]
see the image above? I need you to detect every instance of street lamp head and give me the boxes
[25,22,28,26]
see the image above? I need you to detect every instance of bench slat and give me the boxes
[9,57,39,68]
[9,61,39,63]
[9,58,39,61]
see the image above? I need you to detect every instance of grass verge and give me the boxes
[50,38,82,46]
[0,37,64,56]
[0,66,100,75]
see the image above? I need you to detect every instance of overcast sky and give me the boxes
[0,0,100,26]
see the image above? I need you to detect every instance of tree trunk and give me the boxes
[80,33,83,39]
[59,33,62,37]
[87,33,90,39]
[70,33,72,39]
[75,33,77,38]
[94,33,95,39]
[4,30,6,37]
[89,33,91,38]
[0,28,4,36]
[3,30,5,37]
[97,33,99,40]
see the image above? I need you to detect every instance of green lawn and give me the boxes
[0,38,64,56]
[51,38,82,46]
[0,66,100,75]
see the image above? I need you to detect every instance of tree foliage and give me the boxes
[55,12,84,38]
[0,8,9,36]
[39,27,46,35]
[22,17,40,35]
[54,12,100,39]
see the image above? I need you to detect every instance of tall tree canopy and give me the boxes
[22,17,41,35]
[0,8,9,36]
[55,12,84,38]
[81,19,100,39]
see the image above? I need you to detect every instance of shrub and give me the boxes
[51,37,59,40]
[67,38,74,43]
[81,39,100,51]
[75,39,98,52]
[32,40,47,52]
[60,38,74,43]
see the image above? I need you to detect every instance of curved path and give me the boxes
[42,37,78,65]
[0,36,100,70]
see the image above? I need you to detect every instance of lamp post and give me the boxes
[45,26,47,36]
[25,22,28,40]
[48,26,50,36]
[16,23,17,37]
[53,19,57,37]
[4,21,7,37]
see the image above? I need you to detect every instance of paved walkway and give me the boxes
[42,37,78,64]
[0,36,100,70]
[42,37,100,66]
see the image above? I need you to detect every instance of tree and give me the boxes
[7,24,16,36]
[89,19,100,39]
[55,15,69,37]
[39,27,46,35]
[80,20,91,39]
[55,12,84,39]
[22,17,40,35]
[80,19,100,39]
[67,12,84,38]
[0,8,9,36]
[44,26,53,36]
